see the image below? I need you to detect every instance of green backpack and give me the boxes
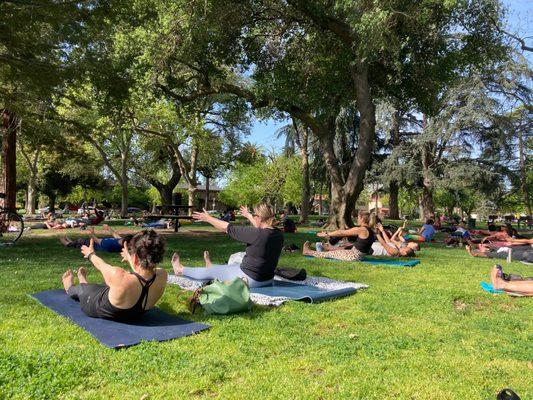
[189,278,252,315]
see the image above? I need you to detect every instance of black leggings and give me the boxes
[67,283,106,317]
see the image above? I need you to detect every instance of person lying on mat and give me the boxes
[371,223,417,257]
[59,225,133,253]
[61,229,167,321]
[403,219,436,243]
[466,244,533,263]
[172,203,283,288]
[302,211,375,261]
[490,265,533,296]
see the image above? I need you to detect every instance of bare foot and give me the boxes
[203,251,212,267]
[302,241,311,255]
[59,237,70,246]
[77,267,88,284]
[491,266,504,290]
[62,269,74,292]
[171,252,183,275]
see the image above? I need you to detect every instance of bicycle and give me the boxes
[0,193,24,245]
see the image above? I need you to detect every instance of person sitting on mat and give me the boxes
[302,210,376,261]
[61,229,167,321]
[490,265,533,296]
[172,203,284,288]
[59,224,133,253]
[403,219,436,243]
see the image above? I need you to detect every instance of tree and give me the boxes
[275,119,311,223]
[220,155,302,209]
[143,0,506,228]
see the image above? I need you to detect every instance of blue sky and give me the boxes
[246,0,532,151]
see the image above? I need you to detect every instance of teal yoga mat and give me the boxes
[305,255,420,267]
[360,258,420,267]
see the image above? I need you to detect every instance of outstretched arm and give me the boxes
[317,227,361,238]
[193,209,229,232]
[81,239,125,286]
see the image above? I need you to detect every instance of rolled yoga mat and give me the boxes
[30,289,210,349]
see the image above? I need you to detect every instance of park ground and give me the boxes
[0,220,532,400]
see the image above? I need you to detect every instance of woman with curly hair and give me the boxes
[61,230,167,321]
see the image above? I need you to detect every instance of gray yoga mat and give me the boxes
[250,280,357,302]
[30,289,210,349]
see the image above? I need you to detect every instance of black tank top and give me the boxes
[353,227,375,254]
[96,272,157,321]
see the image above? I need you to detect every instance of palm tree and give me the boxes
[275,118,311,223]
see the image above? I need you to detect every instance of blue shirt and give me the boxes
[421,224,436,241]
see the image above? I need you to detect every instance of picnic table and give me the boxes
[146,205,195,232]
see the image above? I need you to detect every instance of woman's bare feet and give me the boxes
[203,251,212,267]
[171,252,184,275]
[302,241,311,255]
[77,267,88,284]
[62,269,74,292]
[465,245,474,256]
[491,266,504,290]
[59,236,71,246]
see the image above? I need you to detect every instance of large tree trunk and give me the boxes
[311,64,375,230]
[299,127,310,224]
[48,195,56,213]
[120,153,129,218]
[421,185,434,220]
[518,130,531,216]
[388,110,400,219]
[1,110,17,210]
[158,185,174,211]
[389,181,400,220]
[188,187,197,214]
[205,175,210,210]
[26,175,37,215]
[120,182,129,218]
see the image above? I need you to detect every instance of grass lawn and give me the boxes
[0,223,532,399]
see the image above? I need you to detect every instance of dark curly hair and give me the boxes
[128,230,166,270]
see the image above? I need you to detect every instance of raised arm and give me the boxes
[81,239,125,286]
[103,224,122,239]
[239,206,260,228]
[375,232,399,256]
[192,209,229,232]
[376,223,391,241]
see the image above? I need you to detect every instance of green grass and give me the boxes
[1,225,532,399]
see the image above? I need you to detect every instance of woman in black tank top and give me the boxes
[61,230,167,322]
[303,211,376,261]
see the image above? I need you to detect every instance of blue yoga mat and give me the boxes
[304,255,420,267]
[251,280,356,303]
[30,289,210,349]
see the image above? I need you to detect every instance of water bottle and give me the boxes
[507,248,512,263]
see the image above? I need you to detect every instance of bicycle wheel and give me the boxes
[0,211,24,244]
